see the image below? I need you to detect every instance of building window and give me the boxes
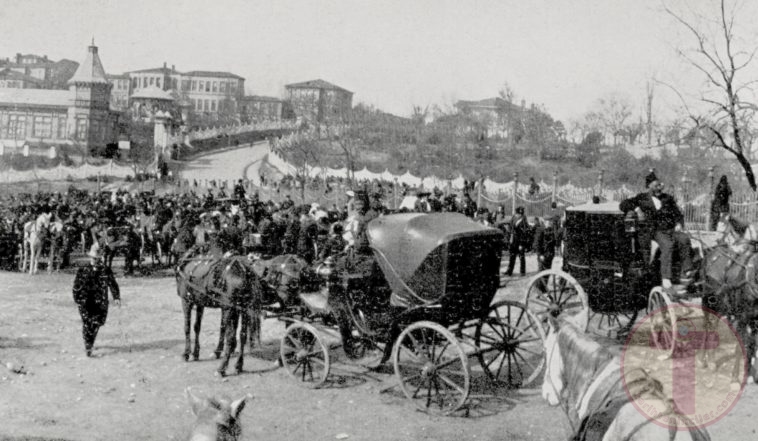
[211,100,216,111]
[76,119,88,141]
[142,77,147,88]
[156,77,161,88]
[33,116,52,138]
[57,116,67,139]
[220,82,226,93]
[212,81,218,93]
[172,78,178,89]
[8,115,27,139]
[230,81,237,94]
[205,81,210,92]
[191,80,196,91]
[149,77,154,86]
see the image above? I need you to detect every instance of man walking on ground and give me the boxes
[72,244,121,357]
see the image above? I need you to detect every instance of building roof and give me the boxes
[0,88,72,107]
[0,68,45,85]
[183,70,243,79]
[129,66,178,75]
[130,86,174,101]
[68,45,109,85]
[456,97,507,110]
[285,79,352,93]
[106,73,129,80]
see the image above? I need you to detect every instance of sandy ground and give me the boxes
[0,255,756,441]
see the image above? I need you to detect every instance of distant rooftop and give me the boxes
[0,68,45,85]
[285,79,352,94]
[183,70,243,79]
[0,88,72,107]
[68,44,109,85]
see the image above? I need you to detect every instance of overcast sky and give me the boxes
[1,0,756,122]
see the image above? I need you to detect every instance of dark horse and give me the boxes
[176,250,264,376]
[100,226,142,275]
[700,213,758,383]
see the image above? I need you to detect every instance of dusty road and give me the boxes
[177,142,269,187]
[0,265,756,441]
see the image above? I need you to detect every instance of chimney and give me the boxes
[163,62,167,69]
[43,55,48,61]
[172,64,175,71]
[16,53,21,64]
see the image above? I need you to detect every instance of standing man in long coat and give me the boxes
[73,244,121,357]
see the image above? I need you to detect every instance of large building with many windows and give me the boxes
[121,63,244,121]
[285,79,352,123]
[0,43,119,153]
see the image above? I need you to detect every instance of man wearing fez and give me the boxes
[72,244,121,357]
[620,171,693,289]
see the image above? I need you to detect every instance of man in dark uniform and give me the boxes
[620,171,693,289]
[504,206,529,276]
[72,244,121,357]
[534,215,558,271]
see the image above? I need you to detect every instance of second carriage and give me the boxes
[264,212,545,415]
[524,200,722,352]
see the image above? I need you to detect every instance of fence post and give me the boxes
[393,177,398,210]
[597,169,605,199]
[477,178,483,209]
[552,171,558,204]
[512,172,519,215]
[706,166,715,230]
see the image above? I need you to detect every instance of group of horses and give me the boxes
[12,209,185,276]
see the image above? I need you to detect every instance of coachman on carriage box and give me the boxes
[619,171,693,289]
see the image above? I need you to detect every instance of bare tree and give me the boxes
[597,94,633,146]
[664,0,758,190]
[645,78,655,145]
[277,132,322,200]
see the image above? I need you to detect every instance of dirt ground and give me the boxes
[1,261,757,441]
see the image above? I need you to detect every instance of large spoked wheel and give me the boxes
[587,309,639,340]
[280,322,330,388]
[525,270,589,332]
[474,300,546,387]
[392,321,470,415]
[647,287,676,358]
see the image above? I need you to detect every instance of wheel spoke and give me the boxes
[438,373,466,394]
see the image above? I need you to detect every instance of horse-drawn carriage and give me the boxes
[179,212,546,415]
[524,200,728,352]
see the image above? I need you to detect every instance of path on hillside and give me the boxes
[177,141,269,186]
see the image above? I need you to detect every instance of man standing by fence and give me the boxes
[504,206,529,277]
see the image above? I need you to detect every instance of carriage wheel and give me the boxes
[474,300,545,387]
[647,287,676,358]
[525,270,589,332]
[280,322,330,388]
[392,321,470,415]
[587,310,639,340]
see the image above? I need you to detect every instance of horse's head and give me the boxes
[542,317,564,406]
[186,387,250,441]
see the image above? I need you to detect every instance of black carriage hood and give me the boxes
[367,213,504,306]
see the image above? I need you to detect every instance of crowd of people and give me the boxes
[1,179,563,276]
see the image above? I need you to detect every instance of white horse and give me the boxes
[542,316,711,441]
[21,213,51,275]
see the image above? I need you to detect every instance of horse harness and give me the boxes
[546,338,709,441]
